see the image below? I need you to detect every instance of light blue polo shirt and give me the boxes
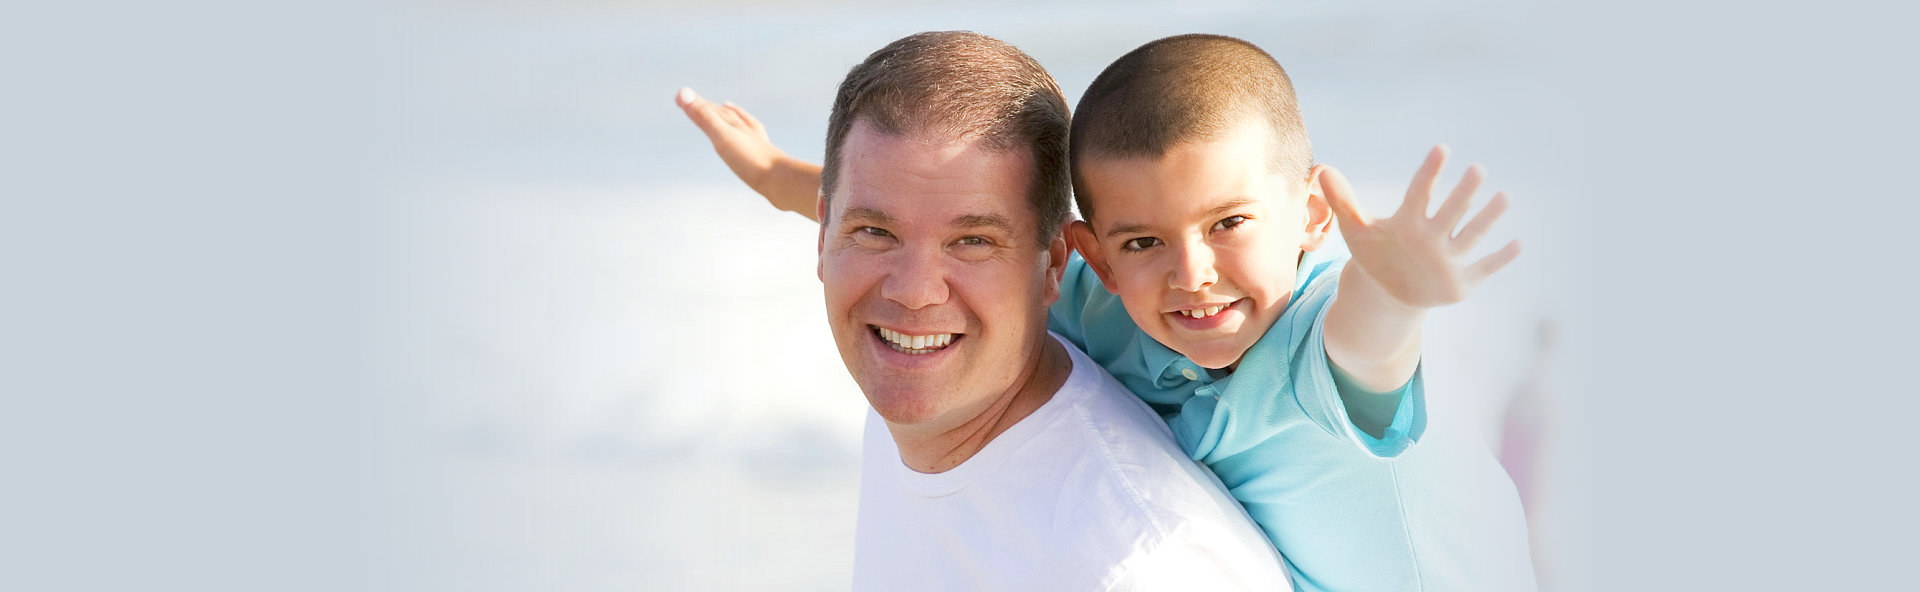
[1048,248,1535,591]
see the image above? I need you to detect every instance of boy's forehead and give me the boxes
[1079,139,1305,228]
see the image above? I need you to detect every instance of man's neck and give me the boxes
[891,338,1071,473]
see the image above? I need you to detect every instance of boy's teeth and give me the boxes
[1181,305,1227,319]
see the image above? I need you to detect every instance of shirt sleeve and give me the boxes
[1330,357,1414,440]
[1291,275,1428,458]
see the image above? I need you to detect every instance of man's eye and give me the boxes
[1212,215,1248,232]
[858,226,893,238]
[955,236,990,247]
[1122,237,1161,252]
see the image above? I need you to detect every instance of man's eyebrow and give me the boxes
[953,214,1014,233]
[840,207,894,225]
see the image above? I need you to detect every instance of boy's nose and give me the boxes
[1168,245,1218,292]
[880,251,950,310]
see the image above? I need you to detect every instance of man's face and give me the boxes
[1070,124,1331,369]
[819,120,1068,429]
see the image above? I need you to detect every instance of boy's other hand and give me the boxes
[1321,144,1522,309]
[676,87,784,196]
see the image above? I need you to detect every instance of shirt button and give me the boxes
[1181,368,1199,381]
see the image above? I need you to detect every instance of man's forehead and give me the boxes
[833,124,1035,228]
[835,202,1019,235]
[842,120,997,161]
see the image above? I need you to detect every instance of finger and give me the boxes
[1433,164,1484,228]
[726,102,765,133]
[719,101,748,128]
[1401,143,1449,218]
[1451,191,1509,252]
[1317,164,1372,233]
[1466,240,1522,282]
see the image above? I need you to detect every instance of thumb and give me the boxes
[1317,164,1369,232]
[676,87,728,137]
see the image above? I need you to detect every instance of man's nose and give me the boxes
[881,250,950,310]
[1168,242,1217,292]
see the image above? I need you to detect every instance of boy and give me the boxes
[678,34,1535,590]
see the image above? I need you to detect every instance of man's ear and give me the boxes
[816,191,829,282]
[1040,221,1071,305]
[1300,164,1335,252]
[1067,220,1119,292]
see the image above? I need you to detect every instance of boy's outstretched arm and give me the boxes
[675,87,824,221]
[1320,145,1522,392]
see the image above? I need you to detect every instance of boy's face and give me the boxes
[1069,124,1332,369]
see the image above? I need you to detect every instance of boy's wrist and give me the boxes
[1345,263,1430,317]
[747,152,787,196]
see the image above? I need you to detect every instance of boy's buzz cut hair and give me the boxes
[821,31,1073,244]
[1069,34,1313,222]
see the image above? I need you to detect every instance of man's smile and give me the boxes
[872,325,964,355]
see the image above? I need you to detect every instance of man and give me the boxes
[683,31,1290,590]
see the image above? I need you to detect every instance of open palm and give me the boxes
[1321,145,1521,309]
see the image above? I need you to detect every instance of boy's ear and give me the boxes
[1300,164,1336,252]
[816,191,829,282]
[1067,220,1120,292]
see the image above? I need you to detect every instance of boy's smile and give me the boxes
[1069,123,1333,370]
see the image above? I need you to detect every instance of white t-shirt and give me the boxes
[852,334,1292,591]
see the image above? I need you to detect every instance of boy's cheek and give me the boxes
[1112,279,1165,325]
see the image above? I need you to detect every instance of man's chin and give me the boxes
[862,387,950,426]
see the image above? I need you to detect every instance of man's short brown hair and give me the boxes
[822,31,1072,243]
[1069,34,1313,222]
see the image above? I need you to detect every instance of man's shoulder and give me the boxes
[1038,347,1292,589]
[1047,339,1261,530]
[1049,333,1183,456]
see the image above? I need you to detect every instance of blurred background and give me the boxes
[4,0,1915,590]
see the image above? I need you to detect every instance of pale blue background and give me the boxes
[2,1,1914,590]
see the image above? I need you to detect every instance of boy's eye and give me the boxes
[1212,215,1248,232]
[1121,237,1161,252]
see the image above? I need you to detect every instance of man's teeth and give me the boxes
[1180,304,1227,319]
[877,327,956,354]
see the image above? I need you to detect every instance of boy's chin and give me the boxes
[1174,341,1252,371]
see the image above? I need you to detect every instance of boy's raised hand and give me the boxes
[676,87,782,193]
[1321,145,1521,309]
[675,87,823,218]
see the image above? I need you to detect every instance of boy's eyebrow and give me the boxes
[1207,198,1258,218]
[1104,222,1152,239]
[1102,198,1258,239]
[840,207,894,225]
[953,214,1014,233]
